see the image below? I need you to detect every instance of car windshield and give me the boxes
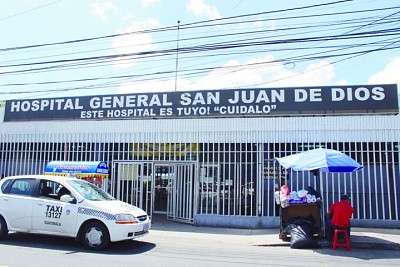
[67,179,115,201]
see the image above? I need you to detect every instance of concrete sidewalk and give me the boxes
[260,228,400,250]
[150,216,400,250]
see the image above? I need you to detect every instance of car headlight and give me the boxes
[115,214,138,224]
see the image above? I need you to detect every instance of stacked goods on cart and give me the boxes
[276,185,321,208]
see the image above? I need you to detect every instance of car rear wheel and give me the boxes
[0,216,8,240]
[81,222,110,250]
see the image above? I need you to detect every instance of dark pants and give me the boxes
[325,217,351,242]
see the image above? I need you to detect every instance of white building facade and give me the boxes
[1,84,399,228]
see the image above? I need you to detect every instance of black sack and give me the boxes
[307,186,321,199]
[284,215,318,236]
[290,224,319,249]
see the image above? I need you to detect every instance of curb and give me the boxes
[257,240,400,250]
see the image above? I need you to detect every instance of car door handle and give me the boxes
[37,201,44,206]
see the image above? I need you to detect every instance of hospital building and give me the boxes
[1,84,399,228]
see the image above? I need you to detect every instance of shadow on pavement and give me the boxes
[2,232,156,255]
[267,234,400,259]
[314,244,400,260]
[306,234,400,260]
[349,234,400,250]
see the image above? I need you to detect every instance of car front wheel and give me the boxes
[0,216,8,240]
[81,222,110,250]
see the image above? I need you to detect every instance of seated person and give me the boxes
[57,186,71,199]
[325,194,354,241]
[40,186,53,198]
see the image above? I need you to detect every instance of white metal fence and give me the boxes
[0,131,399,223]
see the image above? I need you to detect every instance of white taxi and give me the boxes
[0,175,151,250]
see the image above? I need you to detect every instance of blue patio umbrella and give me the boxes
[276,147,363,199]
[276,147,363,174]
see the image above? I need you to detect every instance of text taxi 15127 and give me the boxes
[0,175,151,250]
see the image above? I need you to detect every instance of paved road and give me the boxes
[0,223,400,267]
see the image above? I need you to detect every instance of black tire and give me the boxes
[81,222,110,250]
[0,216,8,240]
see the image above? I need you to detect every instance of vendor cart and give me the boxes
[279,202,324,239]
[275,148,363,240]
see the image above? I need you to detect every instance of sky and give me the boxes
[0,0,399,100]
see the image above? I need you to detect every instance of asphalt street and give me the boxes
[0,216,399,267]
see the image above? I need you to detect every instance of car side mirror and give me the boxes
[60,194,75,203]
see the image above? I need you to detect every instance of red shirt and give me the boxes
[329,200,354,227]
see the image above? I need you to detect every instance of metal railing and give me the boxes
[0,133,399,222]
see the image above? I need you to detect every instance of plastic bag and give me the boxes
[297,189,308,198]
[280,193,290,208]
[274,191,281,205]
[281,185,290,195]
[290,224,319,249]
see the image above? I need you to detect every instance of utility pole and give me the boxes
[174,20,180,92]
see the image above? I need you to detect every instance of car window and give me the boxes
[39,179,72,201]
[9,178,36,196]
[1,179,12,193]
[67,179,114,201]
[56,184,71,198]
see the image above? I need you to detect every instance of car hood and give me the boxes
[84,199,148,217]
